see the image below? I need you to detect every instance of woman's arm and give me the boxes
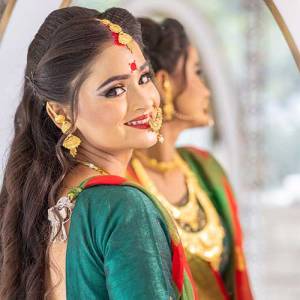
[97,186,177,300]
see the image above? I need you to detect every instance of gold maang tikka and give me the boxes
[149,107,164,143]
[99,19,135,52]
[46,103,81,157]
[162,78,175,121]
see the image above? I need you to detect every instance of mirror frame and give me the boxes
[60,0,72,8]
[0,0,71,41]
[0,0,17,40]
[264,0,300,70]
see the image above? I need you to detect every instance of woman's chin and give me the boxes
[131,130,158,149]
[188,115,212,128]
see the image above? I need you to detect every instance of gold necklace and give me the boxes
[76,159,108,175]
[131,153,225,270]
[134,151,178,173]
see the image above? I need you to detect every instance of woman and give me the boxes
[128,18,253,300]
[0,7,197,300]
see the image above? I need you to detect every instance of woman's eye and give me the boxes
[139,72,152,85]
[104,86,126,98]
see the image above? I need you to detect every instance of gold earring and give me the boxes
[46,102,81,157]
[162,79,174,121]
[149,107,164,144]
[54,114,81,158]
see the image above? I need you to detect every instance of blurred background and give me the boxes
[0,0,299,299]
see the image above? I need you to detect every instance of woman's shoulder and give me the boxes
[178,146,225,174]
[73,177,162,220]
[179,146,211,159]
[68,177,170,253]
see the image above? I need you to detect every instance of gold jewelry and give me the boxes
[149,107,164,144]
[149,107,163,132]
[55,114,81,158]
[99,19,134,52]
[157,134,164,144]
[131,153,225,270]
[62,134,81,157]
[76,159,108,175]
[46,102,81,157]
[162,79,175,121]
[134,151,178,173]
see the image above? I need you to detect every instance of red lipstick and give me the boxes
[125,114,151,129]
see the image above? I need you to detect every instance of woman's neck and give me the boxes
[77,146,132,177]
[139,121,185,162]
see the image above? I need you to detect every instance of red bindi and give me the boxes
[129,60,137,72]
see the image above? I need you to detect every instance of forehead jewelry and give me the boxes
[99,19,137,73]
[99,19,134,53]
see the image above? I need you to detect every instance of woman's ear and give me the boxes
[155,70,173,100]
[46,101,70,129]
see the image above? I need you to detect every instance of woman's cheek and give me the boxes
[149,83,160,107]
[97,100,127,127]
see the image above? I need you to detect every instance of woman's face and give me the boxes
[171,46,212,127]
[75,41,160,153]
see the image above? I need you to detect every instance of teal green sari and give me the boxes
[59,175,198,299]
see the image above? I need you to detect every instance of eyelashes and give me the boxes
[139,71,153,84]
[104,86,126,98]
[103,72,153,98]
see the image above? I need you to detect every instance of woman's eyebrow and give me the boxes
[97,62,150,91]
[97,74,130,91]
[139,61,149,71]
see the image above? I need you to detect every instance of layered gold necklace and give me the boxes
[131,152,225,270]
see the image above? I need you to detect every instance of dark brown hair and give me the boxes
[0,6,142,299]
[138,18,190,75]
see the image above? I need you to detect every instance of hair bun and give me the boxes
[138,17,189,73]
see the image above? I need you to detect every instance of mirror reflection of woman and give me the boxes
[0,7,198,300]
[128,18,253,300]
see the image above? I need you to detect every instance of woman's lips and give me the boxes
[125,114,151,129]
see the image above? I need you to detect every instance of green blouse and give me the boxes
[66,184,178,300]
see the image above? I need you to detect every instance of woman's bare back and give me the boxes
[45,167,96,299]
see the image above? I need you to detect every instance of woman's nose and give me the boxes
[131,85,160,112]
[203,84,211,99]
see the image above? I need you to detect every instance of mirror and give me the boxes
[0,1,299,299]
[70,1,300,299]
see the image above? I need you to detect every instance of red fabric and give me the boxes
[186,146,210,159]
[171,240,184,294]
[223,178,254,300]
[84,175,126,188]
[223,178,243,246]
[236,270,254,300]
[171,240,199,300]
[211,268,230,300]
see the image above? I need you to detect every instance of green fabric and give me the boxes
[66,184,178,300]
[178,147,235,297]
[181,272,196,299]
